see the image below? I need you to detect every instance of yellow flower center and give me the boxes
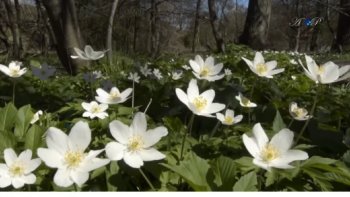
[64,151,85,169]
[10,67,20,77]
[261,144,279,162]
[91,105,102,113]
[292,108,306,118]
[199,67,210,77]
[109,91,120,99]
[256,63,268,75]
[317,65,325,75]
[127,135,143,152]
[224,116,234,124]
[9,163,25,177]
[193,96,207,111]
[241,97,251,106]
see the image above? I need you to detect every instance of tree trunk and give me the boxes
[333,0,350,52]
[106,0,119,65]
[192,0,201,53]
[310,1,322,51]
[42,0,85,75]
[239,0,272,50]
[149,0,160,57]
[3,0,21,58]
[208,0,225,53]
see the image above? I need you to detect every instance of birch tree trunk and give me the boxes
[239,0,272,50]
[208,0,225,53]
[192,0,201,53]
[42,0,85,75]
[106,0,119,65]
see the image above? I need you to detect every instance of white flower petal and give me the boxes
[265,61,277,71]
[195,55,204,67]
[252,158,269,171]
[187,79,199,101]
[124,152,144,168]
[68,121,91,152]
[131,112,147,135]
[120,88,133,101]
[24,158,41,174]
[305,55,318,78]
[252,123,268,149]
[274,149,309,164]
[37,148,63,168]
[109,120,132,144]
[46,127,69,155]
[200,89,215,105]
[71,171,89,187]
[175,88,189,107]
[253,52,265,65]
[12,178,25,189]
[234,115,243,123]
[22,174,36,184]
[203,103,225,114]
[270,128,294,154]
[320,62,339,84]
[216,113,225,122]
[189,60,200,73]
[0,176,11,188]
[142,127,168,148]
[138,148,166,161]
[4,148,17,167]
[242,134,260,158]
[54,169,74,187]
[267,68,285,76]
[0,64,11,76]
[105,142,126,161]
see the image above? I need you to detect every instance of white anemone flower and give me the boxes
[128,72,140,83]
[0,61,27,78]
[235,93,257,108]
[189,55,225,81]
[82,101,108,119]
[182,65,191,70]
[71,45,106,60]
[289,102,312,121]
[0,149,41,189]
[175,79,225,117]
[153,68,163,80]
[95,87,132,104]
[171,70,183,80]
[140,64,152,77]
[105,112,168,168]
[216,109,243,125]
[242,52,284,78]
[243,123,309,171]
[30,110,43,124]
[224,68,232,76]
[299,55,350,84]
[37,121,110,187]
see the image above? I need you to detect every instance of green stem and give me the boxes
[248,108,251,125]
[288,119,294,129]
[139,168,155,191]
[132,79,135,115]
[295,91,318,144]
[74,184,81,192]
[180,114,195,161]
[12,80,16,105]
[210,121,221,138]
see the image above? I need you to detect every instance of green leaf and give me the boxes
[234,157,258,173]
[0,131,17,152]
[30,60,41,68]
[272,109,286,133]
[24,125,44,151]
[162,153,211,191]
[209,156,236,190]
[302,156,337,167]
[14,105,34,139]
[233,171,258,191]
[105,161,119,191]
[0,102,17,132]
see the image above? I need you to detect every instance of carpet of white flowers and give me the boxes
[0,45,350,191]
